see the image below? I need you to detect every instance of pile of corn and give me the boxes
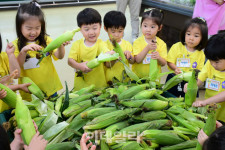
[6,79,216,150]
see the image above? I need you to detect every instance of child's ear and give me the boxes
[158,25,163,31]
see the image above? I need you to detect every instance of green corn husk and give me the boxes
[149,50,159,84]
[112,38,126,63]
[0,83,17,108]
[131,88,156,100]
[132,111,167,121]
[15,94,36,145]
[80,107,117,119]
[37,28,80,65]
[73,84,95,95]
[185,69,199,106]
[86,52,119,69]
[69,93,94,105]
[29,109,39,118]
[45,142,75,150]
[161,139,197,150]
[39,110,58,134]
[119,60,140,82]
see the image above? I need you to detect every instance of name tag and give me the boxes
[176,58,190,67]
[205,78,220,91]
[143,54,152,64]
[24,58,40,70]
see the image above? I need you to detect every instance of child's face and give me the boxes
[210,59,225,71]
[80,23,101,44]
[105,26,124,43]
[185,26,202,50]
[21,16,41,42]
[141,18,161,40]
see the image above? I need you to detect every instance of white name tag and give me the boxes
[205,78,220,91]
[143,54,152,64]
[176,58,190,67]
[23,58,40,70]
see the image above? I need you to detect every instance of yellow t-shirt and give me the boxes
[0,52,10,112]
[132,35,167,79]
[13,36,63,100]
[167,42,205,72]
[198,61,225,122]
[104,39,133,82]
[68,38,109,91]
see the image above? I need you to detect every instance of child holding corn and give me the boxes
[103,10,134,83]
[132,8,167,80]
[166,17,208,97]
[68,8,112,91]
[12,0,70,101]
[187,32,225,122]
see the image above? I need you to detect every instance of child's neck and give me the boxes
[145,37,156,44]
[84,39,96,47]
[185,45,196,52]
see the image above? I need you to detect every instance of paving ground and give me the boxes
[0,3,205,99]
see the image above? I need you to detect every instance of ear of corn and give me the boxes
[0,83,17,108]
[111,38,126,63]
[119,60,140,82]
[15,94,36,145]
[132,111,167,121]
[118,84,149,100]
[163,73,183,91]
[73,84,95,95]
[45,142,75,150]
[29,109,39,118]
[149,51,159,82]
[21,77,45,100]
[185,69,199,106]
[131,88,156,99]
[37,28,80,65]
[80,107,117,119]
[161,139,197,150]
[55,95,64,113]
[39,110,58,134]
[69,93,94,105]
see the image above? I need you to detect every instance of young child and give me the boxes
[132,8,167,80]
[68,8,111,91]
[190,32,225,122]
[13,0,69,100]
[166,17,208,97]
[103,10,134,83]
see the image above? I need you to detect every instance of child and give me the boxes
[187,32,225,122]
[166,17,208,97]
[0,34,30,113]
[13,0,69,100]
[132,8,167,80]
[103,10,134,83]
[68,8,111,91]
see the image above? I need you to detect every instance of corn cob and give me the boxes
[163,73,183,91]
[55,95,64,112]
[0,83,17,108]
[44,100,54,110]
[149,50,159,82]
[80,107,117,119]
[83,108,138,130]
[43,121,69,141]
[132,111,167,121]
[141,129,184,146]
[63,100,92,117]
[173,126,198,136]
[37,28,80,65]
[153,92,169,101]
[73,84,95,95]
[110,141,144,150]
[196,104,217,150]
[101,139,110,150]
[45,142,75,150]
[15,94,36,145]
[69,93,94,105]
[118,84,149,100]
[33,116,46,127]
[119,99,168,111]
[119,60,140,82]
[161,139,197,150]
[131,88,156,99]
[21,77,45,100]
[112,38,126,63]
[29,109,39,118]
[68,93,79,98]
[185,69,199,106]
[39,110,58,134]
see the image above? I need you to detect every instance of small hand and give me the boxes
[24,131,48,150]
[124,50,132,60]
[197,129,208,146]
[213,0,224,5]
[80,62,92,73]
[174,68,182,74]
[6,42,15,55]
[10,128,24,150]
[62,41,71,47]
[106,50,115,55]
[151,51,160,60]
[80,133,96,150]
[184,83,188,93]
[19,83,32,93]
[216,120,223,128]
[192,100,207,107]
[21,44,42,53]
[0,89,7,99]
[147,41,157,51]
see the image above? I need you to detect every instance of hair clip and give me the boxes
[144,8,153,12]
[34,2,41,8]
[198,17,206,22]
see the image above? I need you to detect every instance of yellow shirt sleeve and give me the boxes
[167,43,178,64]
[198,61,210,82]
[68,39,81,61]
[156,37,167,60]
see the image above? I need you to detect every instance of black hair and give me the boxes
[77,8,102,27]
[15,0,47,51]
[103,11,126,30]
[0,33,2,53]
[141,8,164,27]
[0,125,11,150]
[204,32,225,61]
[180,17,208,50]
[203,126,225,150]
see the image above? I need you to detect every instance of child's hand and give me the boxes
[147,42,157,51]
[216,121,223,128]
[80,133,96,150]
[213,0,224,5]
[151,51,160,60]
[80,62,92,73]
[10,129,24,150]
[192,100,207,107]
[6,42,15,55]
[175,68,182,74]
[197,129,208,146]
[19,83,32,93]
[184,83,188,93]
[0,89,7,99]
[24,131,48,150]
[21,44,42,53]
[62,41,71,47]
[106,50,115,55]
[124,50,132,60]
